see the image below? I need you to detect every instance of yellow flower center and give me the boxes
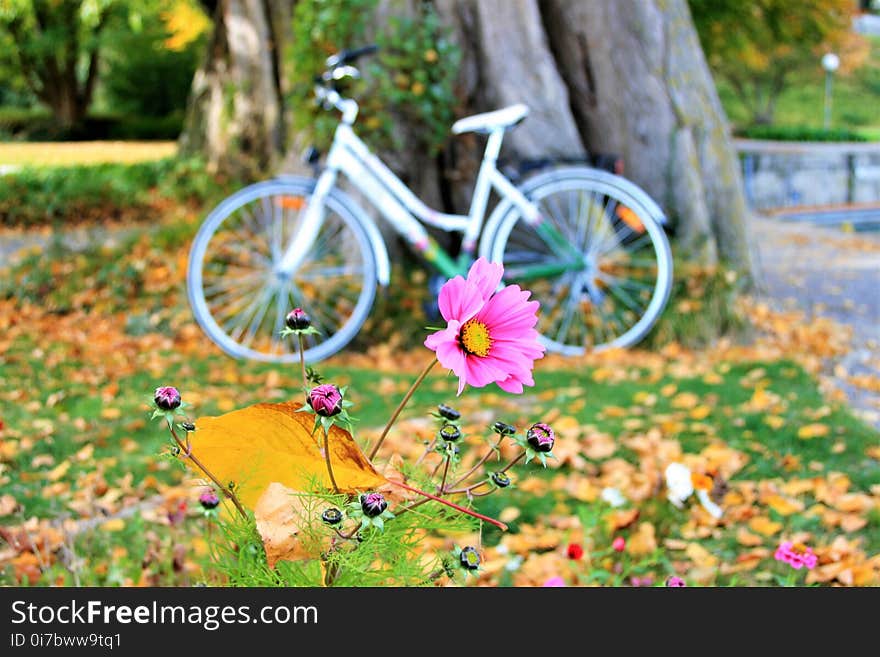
[791,543,808,555]
[460,320,492,357]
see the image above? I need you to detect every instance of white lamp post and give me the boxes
[821,52,840,130]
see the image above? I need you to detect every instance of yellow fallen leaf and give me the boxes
[765,494,804,516]
[748,516,782,536]
[100,407,121,420]
[191,402,386,508]
[689,405,711,420]
[101,518,125,532]
[671,392,699,409]
[499,507,521,523]
[685,542,718,568]
[798,423,830,439]
[763,415,785,430]
[46,461,70,482]
[254,482,330,568]
[607,508,639,531]
[627,522,657,556]
[736,528,764,547]
[0,494,18,517]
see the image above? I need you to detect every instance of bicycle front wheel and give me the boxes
[187,178,378,363]
[480,167,673,355]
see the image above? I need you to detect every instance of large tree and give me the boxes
[178,0,290,177]
[181,0,752,273]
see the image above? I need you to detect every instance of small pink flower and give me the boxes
[308,384,343,417]
[630,576,653,587]
[612,536,626,552]
[285,307,311,331]
[775,540,818,570]
[542,576,566,587]
[665,576,686,587]
[154,386,181,411]
[424,258,545,395]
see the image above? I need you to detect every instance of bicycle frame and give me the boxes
[277,92,580,281]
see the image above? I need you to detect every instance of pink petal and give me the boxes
[438,276,484,323]
[424,320,460,351]
[466,257,504,301]
[496,375,524,394]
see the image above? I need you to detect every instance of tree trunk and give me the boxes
[179,0,291,178]
[350,0,751,275]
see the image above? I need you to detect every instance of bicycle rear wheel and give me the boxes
[187,178,377,363]
[480,167,672,355]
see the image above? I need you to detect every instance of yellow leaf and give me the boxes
[627,522,657,556]
[689,405,711,420]
[671,392,699,409]
[798,423,830,439]
[190,402,386,508]
[254,482,329,568]
[499,507,521,523]
[748,516,782,536]
[100,407,121,420]
[736,528,764,547]
[763,415,785,430]
[46,461,70,482]
[685,542,718,568]
[765,494,804,516]
[101,518,125,532]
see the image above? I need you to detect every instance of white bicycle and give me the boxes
[187,45,673,364]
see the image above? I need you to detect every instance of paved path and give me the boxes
[749,211,880,428]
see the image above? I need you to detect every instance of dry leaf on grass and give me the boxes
[254,482,330,568]
[191,402,386,508]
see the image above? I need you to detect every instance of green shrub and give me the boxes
[0,108,183,141]
[735,124,868,142]
[0,157,229,227]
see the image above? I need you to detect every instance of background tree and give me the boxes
[689,0,867,126]
[0,0,128,129]
[177,0,291,177]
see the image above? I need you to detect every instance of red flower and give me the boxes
[566,543,584,560]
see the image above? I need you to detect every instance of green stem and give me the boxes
[438,454,451,494]
[323,427,340,494]
[385,479,508,531]
[449,436,502,489]
[369,356,438,460]
[298,334,308,390]
[170,426,247,520]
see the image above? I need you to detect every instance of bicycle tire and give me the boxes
[187,178,379,364]
[479,166,673,354]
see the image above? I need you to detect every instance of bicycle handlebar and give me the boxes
[325,44,379,70]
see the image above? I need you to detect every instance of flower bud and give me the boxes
[198,489,220,510]
[437,404,460,421]
[439,423,461,442]
[154,386,181,411]
[285,307,311,331]
[567,543,584,560]
[181,421,195,432]
[308,384,343,417]
[491,471,511,488]
[526,423,554,452]
[665,576,686,587]
[459,546,481,571]
[612,536,626,552]
[493,421,516,436]
[361,492,387,517]
[321,507,343,525]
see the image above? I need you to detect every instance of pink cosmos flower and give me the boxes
[424,258,545,395]
[774,541,818,570]
[665,576,686,587]
[612,536,626,552]
[542,576,566,587]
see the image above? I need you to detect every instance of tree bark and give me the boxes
[371,0,751,274]
[179,0,291,178]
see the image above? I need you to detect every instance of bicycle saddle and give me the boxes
[451,104,529,135]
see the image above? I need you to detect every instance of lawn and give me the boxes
[717,36,880,138]
[0,219,878,587]
[0,141,177,167]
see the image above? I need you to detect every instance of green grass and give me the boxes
[1,221,877,586]
[717,37,880,138]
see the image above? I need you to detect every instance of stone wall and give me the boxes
[736,139,880,211]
